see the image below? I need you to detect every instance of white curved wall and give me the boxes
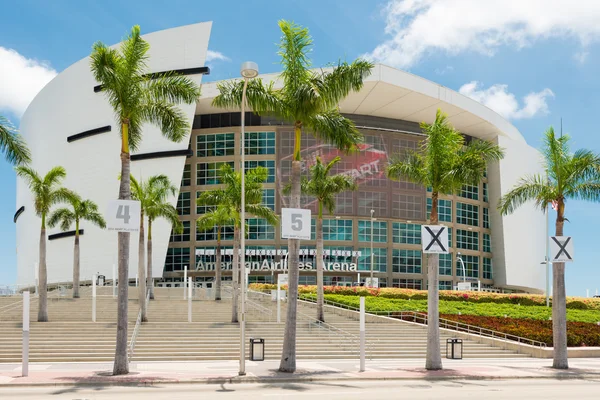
[16,22,212,286]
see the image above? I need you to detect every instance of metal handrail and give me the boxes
[128,290,149,361]
[298,294,548,349]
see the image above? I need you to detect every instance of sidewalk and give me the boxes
[0,358,599,387]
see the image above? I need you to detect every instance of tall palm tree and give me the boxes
[294,156,357,322]
[387,109,504,370]
[197,164,279,323]
[212,20,372,373]
[196,205,236,301]
[48,195,106,298]
[499,128,600,369]
[15,166,72,321]
[130,174,179,320]
[90,25,200,375]
[0,115,31,165]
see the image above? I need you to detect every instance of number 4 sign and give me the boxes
[281,208,311,240]
[106,200,141,232]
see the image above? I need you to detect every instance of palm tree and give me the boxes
[0,115,31,165]
[498,128,600,369]
[294,156,357,322]
[212,20,372,373]
[48,195,106,298]
[387,109,504,370]
[15,166,73,321]
[130,175,179,320]
[197,164,278,323]
[90,25,200,375]
[196,205,236,301]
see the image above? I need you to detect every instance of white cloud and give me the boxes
[434,65,453,75]
[367,0,600,68]
[459,81,554,120]
[206,50,230,62]
[0,47,57,117]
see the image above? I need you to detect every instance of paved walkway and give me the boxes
[0,358,599,387]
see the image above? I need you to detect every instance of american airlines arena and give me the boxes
[15,22,546,293]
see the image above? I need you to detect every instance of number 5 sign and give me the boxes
[106,200,141,232]
[281,208,311,240]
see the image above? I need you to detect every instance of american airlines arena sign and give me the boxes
[195,249,361,272]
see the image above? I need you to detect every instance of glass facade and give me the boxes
[323,219,353,241]
[170,221,190,242]
[457,255,479,278]
[393,222,421,244]
[197,133,235,157]
[392,249,421,274]
[483,233,492,253]
[176,192,190,216]
[181,164,191,187]
[393,278,422,289]
[456,229,479,251]
[427,198,452,222]
[244,131,275,155]
[439,253,452,276]
[483,257,493,279]
[197,161,234,185]
[358,220,387,243]
[358,248,387,272]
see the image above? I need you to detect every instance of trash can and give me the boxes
[250,338,265,361]
[446,338,463,359]
[97,275,105,286]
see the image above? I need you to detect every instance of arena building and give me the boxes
[15,23,546,293]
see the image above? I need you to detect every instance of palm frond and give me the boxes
[42,166,67,186]
[565,182,600,203]
[305,109,362,153]
[386,152,427,184]
[212,79,283,116]
[145,72,200,104]
[278,20,312,96]
[139,100,189,143]
[245,204,279,226]
[453,139,505,185]
[0,116,31,165]
[48,208,75,231]
[498,174,554,215]
[311,59,374,110]
[119,25,149,80]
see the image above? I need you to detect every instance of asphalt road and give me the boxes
[2,379,600,399]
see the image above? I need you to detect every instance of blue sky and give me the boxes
[0,0,599,296]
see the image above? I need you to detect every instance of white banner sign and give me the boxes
[281,208,311,240]
[364,277,379,288]
[550,236,574,262]
[278,274,289,285]
[106,200,141,232]
[457,282,471,291]
[421,225,449,254]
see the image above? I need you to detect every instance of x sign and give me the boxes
[550,236,574,262]
[421,225,449,254]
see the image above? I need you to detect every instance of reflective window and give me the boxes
[457,255,479,278]
[170,221,190,242]
[483,183,488,203]
[439,280,453,290]
[196,133,235,157]
[456,229,478,251]
[358,220,388,243]
[392,194,423,220]
[358,191,388,217]
[358,248,387,272]
[245,132,275,155]
[196,161,234,186]
[176,192,190,216]
[456,202,479,226]
[439,253,452,276]
[247,218,275,240]
[483,257,493,279]
[393,222,421,244]
[483,208,490,229]
[181,164,191,187]
[392,278,422,289]
[262,189,275,211]
[392,249,422,274]
[164,248,190,272]
[460,184,479,200]
[483,233,492,253]
[196,191,212,215]
[245,160,275,183]
[427,198,452,222]
[196,224,234,241]
[323,219,353,241]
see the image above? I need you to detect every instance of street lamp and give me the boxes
[540,258,551,307]
[456,252,466,283]
[239,61,258,377]
[370,209,375,287]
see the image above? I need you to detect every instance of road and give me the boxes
[2,379,600,399]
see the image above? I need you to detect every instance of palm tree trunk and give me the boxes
[316,206,324,323]
[425,192,442,370]
[73,221,80,299]
[280,126,302,373]
[113,122,131,376]
[231,227,239,323]
[38,216,48,322]
[552,201,568,369]
[147,220,154,300]
[138,210,147,322]
[215,227,222,301]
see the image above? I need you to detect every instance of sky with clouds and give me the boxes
[0,0,599,295]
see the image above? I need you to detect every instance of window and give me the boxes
[483,208,490,229]
[358,191,388,217]
[196,225,234,241]
[334,191,353,215]
[262,189,275,211]
[457,254,479,278]
[176,192,190,216]
[247,218,275,240]
[392,249,422,274]
[298,276,316,285]
[483,233,492,253]
[245,132,275,155]
[323,219,353,241]
[483,183,488,203]
[439,253,452,276]
[245,160,275,183]
[249,275,275,284]
[324,245,353,264]
[447,227,453,248]
[393,223,421,244]
[358,248,387,272]
[427,198,452,222]
[456,203,479,226]
[392,278,422,289]
[483,257,493,279]
[456,229,478,251]
[196,191,211,215]
[460,185,479,200]
[439,281,453,290]
[196,161,234,186]
[392,194,423,220]
[358,220,388,243]
[164,248,190,272]
[181,164,191,187]
[170,221,190,242]
[196,133,235,157]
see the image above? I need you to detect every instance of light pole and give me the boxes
[370,209,375,288]
[456,252,466,283]
[540,259,551,307]
[239,61,258,377]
